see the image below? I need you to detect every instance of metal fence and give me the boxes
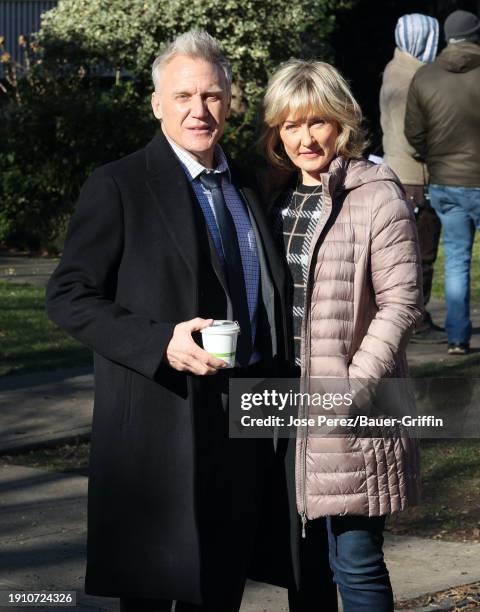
[0,0,57,65]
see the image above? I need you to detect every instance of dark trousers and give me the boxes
[288,517,338,612]
[403,184,442,307]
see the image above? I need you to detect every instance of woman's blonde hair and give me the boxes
[260,59,368,170]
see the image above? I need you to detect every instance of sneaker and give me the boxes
[411,327,448,344]
[447,343,470,355]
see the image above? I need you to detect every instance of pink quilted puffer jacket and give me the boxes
[295,156,423,532]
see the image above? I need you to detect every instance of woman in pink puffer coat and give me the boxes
[261,59,423,612]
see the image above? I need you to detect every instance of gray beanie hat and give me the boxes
[444,10,480,41]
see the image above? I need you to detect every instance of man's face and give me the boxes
[151,55,231,167]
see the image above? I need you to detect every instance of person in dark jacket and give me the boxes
[46,29,292,612]
[405,10,480,355]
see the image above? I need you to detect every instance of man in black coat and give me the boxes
[46,29,293,612]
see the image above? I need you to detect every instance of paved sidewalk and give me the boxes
[407,300,480,368]
[0,368,93,454]
[1,464,480,612]
[0,255,58,287]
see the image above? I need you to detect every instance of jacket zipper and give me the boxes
[298,284,311,538]
[298,172,335,538]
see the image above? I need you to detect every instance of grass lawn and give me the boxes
[1,230,478,378]
[0,439,90,474]
[388,360,480,542]
[386,439,480,542]
[411,353,480,378]
[0,282,92,377]
[431,232,480,302]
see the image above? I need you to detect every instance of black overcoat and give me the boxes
[46,131,294,603]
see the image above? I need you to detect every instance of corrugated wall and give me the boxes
[0,0,57,64]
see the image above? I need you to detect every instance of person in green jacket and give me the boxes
[405,10,480,355]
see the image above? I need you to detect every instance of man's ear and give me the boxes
[151,92,162,120]
[225,95,232,119]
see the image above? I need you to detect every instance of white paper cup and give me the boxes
[200,320,240,368]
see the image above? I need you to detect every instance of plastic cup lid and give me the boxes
[201,320,241,334]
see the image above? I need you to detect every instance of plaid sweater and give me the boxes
[276,184,324,365]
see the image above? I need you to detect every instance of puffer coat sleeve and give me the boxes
[348,190,423,380]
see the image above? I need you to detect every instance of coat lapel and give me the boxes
[145,133,286,323]
[145,131,200,276]
[146,131,231,298]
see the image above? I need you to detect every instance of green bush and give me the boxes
[0,0,354,251]
[39,0,350,118]
[0,53,155,250]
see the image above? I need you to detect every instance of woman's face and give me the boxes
[279,113,339,184]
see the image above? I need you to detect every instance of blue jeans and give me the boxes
[429,184,480,343]
[288,516,393,612]
[327,516,393,612]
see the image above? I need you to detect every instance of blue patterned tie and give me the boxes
[199,171,252,366]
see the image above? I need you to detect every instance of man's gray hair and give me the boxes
[152,29,232,94]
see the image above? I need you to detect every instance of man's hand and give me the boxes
[165,318,228,375]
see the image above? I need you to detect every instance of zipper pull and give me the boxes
[301,512,307,539]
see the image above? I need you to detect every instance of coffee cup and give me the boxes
[200,320,240,368]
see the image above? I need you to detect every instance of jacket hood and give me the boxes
[395,13,439,63]
[327,156,403,195]
[436,41,480,72]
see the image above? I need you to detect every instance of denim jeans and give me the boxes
[327,516,393,612]
[429,184,480,343]
[289,515,393,612]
